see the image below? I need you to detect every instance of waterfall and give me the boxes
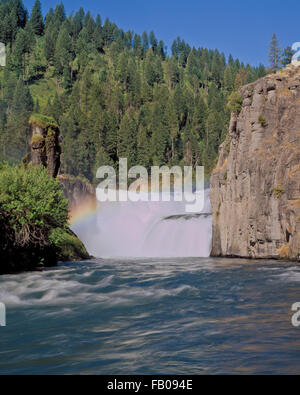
[71,190,212,258]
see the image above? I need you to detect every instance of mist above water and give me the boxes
[72,190,212,258]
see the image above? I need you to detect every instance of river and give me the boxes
[0,257,300,374]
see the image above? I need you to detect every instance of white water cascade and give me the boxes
[72,190,212,258]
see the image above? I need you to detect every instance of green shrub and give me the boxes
[247,87,254,96]
[258,115,268,127]
[227,91,243,114]
[0,164,68,232]
[224,134,231,153]
[0,164,70,272]
[29,114,58,130]
[273,185,285,198]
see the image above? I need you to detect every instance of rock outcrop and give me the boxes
[210,65,300,260]
[15,114,92,269]
[27,114,61,178]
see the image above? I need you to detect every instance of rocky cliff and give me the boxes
[58,174,97,220]
[210,64,300,260]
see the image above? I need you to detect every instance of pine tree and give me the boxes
[103,111,119,162]
[84,11,96,42]
[12,78,33,114]
[145,50,163,86]
[192,96,207,142]
[211,51,223,86]
[149,30,157,53]
[157,40,166,60]
[280,46,293,68]
[150,103,169,166]
[166,100,179,162]
[30,0,44,36]
[228,54,234,66]
[127,58,141,106]
[13,0,28,29]
[93,14,104,52]
[93,146,114,184]
[34,98,40,113]
[44,20,59,63]
[54,3,66,24]
[72,7,85,38]
[133,34,142,58]
[13,22,35,76]
[224,65,235,92]
[44,8,54,30]
[118,109,138,168]
[166,58,180,89]
[3,8,18,47]
[269,33,281,73]
[54,23,73,77]
[50,93,64,123]
[1,78,33,162]
[117,52,128,86]
[137,125,150,168]
[142,31,149,54]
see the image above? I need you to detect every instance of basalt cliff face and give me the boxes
[210,65,300,260]
[58,174,97,219]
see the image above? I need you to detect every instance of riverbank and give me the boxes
[0,164,90,275]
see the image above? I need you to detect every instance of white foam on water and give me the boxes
[273,268,300,282]
[0,265,197,307]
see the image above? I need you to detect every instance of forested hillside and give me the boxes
[0,0,266,182]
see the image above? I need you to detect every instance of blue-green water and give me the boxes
[0,258,300,374]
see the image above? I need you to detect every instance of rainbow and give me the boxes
[68,198,98,226]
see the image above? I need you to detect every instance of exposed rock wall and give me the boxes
[210,65,300,260]
[58,174,96,217]
[27,115,97,218]
[27,115,61,178]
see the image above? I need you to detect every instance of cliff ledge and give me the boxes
[210,64,300,260]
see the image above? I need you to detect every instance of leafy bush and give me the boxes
[29,114,58,130]
[247,87,254,96]
[227,92,243,114]
[0,164,68,233]
[258,115,268,127]
[0,164,70,272]
[273,185,285,198]
[224,134,231,153]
